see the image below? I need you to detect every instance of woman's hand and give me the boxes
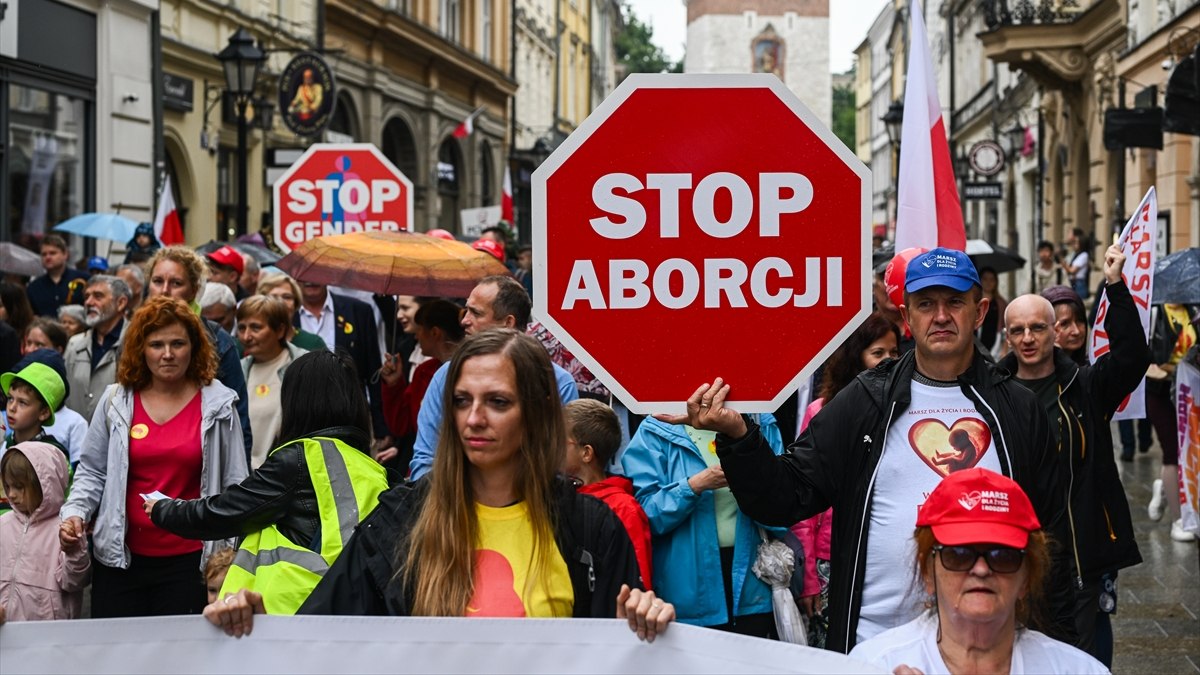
[380,353,403,387]
[687,466,727,494]
[202,589,266,638]
[375,447,399,465]
[142,499,158,517]
[799,594,821,618]
[616,584,675,643]
[654,378,747,439]
[59,516,85,551]
[1102,244,1126,285]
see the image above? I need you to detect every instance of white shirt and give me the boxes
[850,613,1110,674]
[1070,251,1089,281]
[857,380,1001,642]
[298,291,337,353]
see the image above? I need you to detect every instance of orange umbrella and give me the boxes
[276,231,510,297]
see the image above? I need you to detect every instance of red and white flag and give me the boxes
[501,164,513,223]
[153,175,185,246]
[452,106,485,139]
[894,0,965,252]
[1089,187,1157,420]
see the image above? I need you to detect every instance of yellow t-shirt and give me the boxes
[467,502,574,618]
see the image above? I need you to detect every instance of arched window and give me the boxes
[437,137,462,232]
[382,117,419,186]
[480,141,494,206]
[328,93,359,140]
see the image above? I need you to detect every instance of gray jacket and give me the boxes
[60,381,249,570]
[64,323,128,422]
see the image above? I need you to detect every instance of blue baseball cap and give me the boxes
[905,247,980,293]
[87,256,109,273]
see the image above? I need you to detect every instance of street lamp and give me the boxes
[1004,122,1026,159]
[217,28,265,239]
[882,100,904,148]
[881,101,904,233]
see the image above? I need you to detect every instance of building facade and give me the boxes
[1,0,158,253]
[158,0,515,247]
[684,0,832,128]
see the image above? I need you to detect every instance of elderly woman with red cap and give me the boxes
[850,468,1107,674]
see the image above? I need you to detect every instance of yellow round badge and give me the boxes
[130,423,149,440]
[255,384,270,397]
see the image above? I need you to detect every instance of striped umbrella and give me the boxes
[276,231,510,297]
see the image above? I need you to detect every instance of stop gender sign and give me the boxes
[533,74,871,414]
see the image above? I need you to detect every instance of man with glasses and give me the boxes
[664,248,1070,654]
[999,244,1148,667]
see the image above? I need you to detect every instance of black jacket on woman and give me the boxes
[152,426,371,550]
[1000,280,1147,583]
[296,476,643,617]
[715,348,1070,653]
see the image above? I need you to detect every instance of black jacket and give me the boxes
[297,476,643,617]
[152,426,371,549]
[717,348,1069,653]
[999,280,1147,581]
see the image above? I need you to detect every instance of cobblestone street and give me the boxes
[1111,423,1200,674]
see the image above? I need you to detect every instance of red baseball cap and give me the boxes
[206,245,245,275]
[916,468,1041,548]
[426,228,456,241]
[472,238,505,263]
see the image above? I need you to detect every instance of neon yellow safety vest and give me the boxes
[220,437,388,615]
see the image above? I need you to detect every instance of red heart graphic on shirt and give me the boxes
[908,417,991,478]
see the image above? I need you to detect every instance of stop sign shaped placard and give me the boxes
[533,74,871,414]
[273,143,414,252]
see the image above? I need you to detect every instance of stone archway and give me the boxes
[436,136,463,233]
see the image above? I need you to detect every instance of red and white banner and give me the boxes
[893,0,965,253]
[1089,187,1157,420]
[1177,358,1200,535]
[153,175,185,245]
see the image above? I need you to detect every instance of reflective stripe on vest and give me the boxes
[219,437,387,614]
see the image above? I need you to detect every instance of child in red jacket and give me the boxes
[562,399,653,589]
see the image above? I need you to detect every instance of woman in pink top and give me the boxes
[792,312,899,647]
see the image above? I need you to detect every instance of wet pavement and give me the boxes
[1111,422,1200,674]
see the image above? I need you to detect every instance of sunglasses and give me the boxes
[933,544,1026,573]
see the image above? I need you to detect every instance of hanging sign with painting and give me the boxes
[279,52,337,138]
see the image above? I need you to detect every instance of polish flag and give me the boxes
[153,175,184,246]
[501,164,513,223]
[452,106,485,139]
[894,0,965,252]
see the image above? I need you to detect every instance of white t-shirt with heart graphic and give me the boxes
[856,379,1000,643]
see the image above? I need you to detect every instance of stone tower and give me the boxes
[684,0,832,127]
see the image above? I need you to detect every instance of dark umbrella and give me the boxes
[873,244,895,274]
[966,239,1025,274]
[1152,247,1200,305]
[195,240,281,266]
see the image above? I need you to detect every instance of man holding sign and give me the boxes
[1000,244,1148,667]
[663,248,1072,654]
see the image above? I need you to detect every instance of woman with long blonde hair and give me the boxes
[205,329,675,641]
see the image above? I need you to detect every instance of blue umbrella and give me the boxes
[53,212,139,243]
[1151,247,1200,305]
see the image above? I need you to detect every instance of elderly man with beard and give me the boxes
[63,275,132,420]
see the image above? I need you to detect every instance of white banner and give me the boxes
[1089,187,1157,420]
[0,616,880,674]
[20,135,59,236]
[461,205,503,238]
[1177,359,1200,534]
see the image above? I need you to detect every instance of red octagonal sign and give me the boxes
[273,143,414,252]
[533,75,871,414]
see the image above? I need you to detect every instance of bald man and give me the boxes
[999,244,1149,667]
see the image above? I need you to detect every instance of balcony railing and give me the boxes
[982,0,1085,30]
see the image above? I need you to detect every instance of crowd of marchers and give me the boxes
[2,227,1198,675]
